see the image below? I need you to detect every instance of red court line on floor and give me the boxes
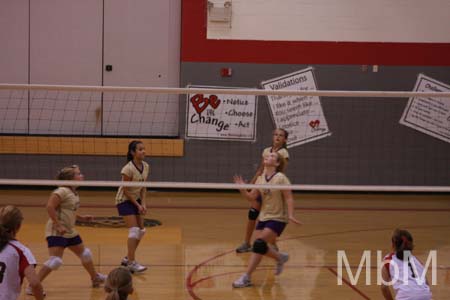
[186,249,235,300]
[327,267,371,299]
[185,224,450,300]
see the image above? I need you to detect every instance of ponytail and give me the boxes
[105,289,121,300]
[126,140,143,162]
[391,229,414,260]
[0,206,23,251]
[104,267,133,300]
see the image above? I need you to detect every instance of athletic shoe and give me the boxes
[25,286,46,296]
[127,260,147,273]
[275,252,289,275]
[235,242,252,253]
[92,272,107,287]
[232,273,252,288]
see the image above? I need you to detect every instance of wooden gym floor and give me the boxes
[0,189,449,300]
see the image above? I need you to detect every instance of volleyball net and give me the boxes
[0,82,449,192]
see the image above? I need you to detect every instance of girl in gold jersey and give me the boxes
[28,165,105,296]
[232,151,301,288]
[116,141,149,273]
[236,128,290,253]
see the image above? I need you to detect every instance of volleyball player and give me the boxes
[232,151,301,288]
[104,267,134,300]
[381,229,432,300]
[236,128,290,253]
[116,140,149,273]
[27,165,106,295]
[0,205,44,300]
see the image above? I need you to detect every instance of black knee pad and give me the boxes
[252,239,268,254]
[248,208,260,220]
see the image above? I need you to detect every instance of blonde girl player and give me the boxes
[116,140,149,273]
[236,128,289,253]
[104,267,134,300]
[0,206,44,300]
[27,165,106,295]
[232,151,301,288]
[381,229,432,300]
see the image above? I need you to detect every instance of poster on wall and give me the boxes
[186,86,257,141]
[261,67,331,148]
[399,74,450,144]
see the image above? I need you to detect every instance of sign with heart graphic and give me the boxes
[190,94,221,114]
[186,85,257,141]
[261,67,331,148]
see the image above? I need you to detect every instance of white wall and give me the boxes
[207,0,450,43]
[0,0,29,133]
[0,0,180,136]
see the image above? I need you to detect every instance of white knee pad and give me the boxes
[44,256,63,270]
[138,228,146,239]
[128,227,141,240]
[80,247,93,263]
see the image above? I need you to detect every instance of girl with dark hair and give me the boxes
[27,165,106,296]
[0,206,44,300]
[381,229,432,300]
[232,152,301,288]
[116,141,149,273]
[236,128,290,253]
[104,267,133,300]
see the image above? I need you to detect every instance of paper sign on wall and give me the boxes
[261,67,331,148]
[186,86,257,141]
[399,74,450,144]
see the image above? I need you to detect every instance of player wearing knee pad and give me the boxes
[232,151,301,288]
[236,129,290,254]
[29,165,106,294]
[116,141,150,273]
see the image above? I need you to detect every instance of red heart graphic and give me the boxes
[309,120,320,128]
[209,95,221,109]
[190,94,209,114]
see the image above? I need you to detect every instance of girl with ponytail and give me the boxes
[115,141,150,273]
[236,128,290,253]
[0,206,44,300]
[104,267,133,300]
[381,229,432,300]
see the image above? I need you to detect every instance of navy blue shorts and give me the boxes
[46,235,83,248]
[256,220,287,236]
[117,199,141,216]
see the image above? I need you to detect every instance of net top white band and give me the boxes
[0,179,448,192]
[1,83,450,98]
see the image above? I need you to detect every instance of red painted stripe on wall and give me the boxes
[181,0,450,65]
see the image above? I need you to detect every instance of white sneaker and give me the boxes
[127,260,147,273]
[275,252,289,275]
[92,272,107,287]
[25,286,46,296]
[232,274,252,288]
